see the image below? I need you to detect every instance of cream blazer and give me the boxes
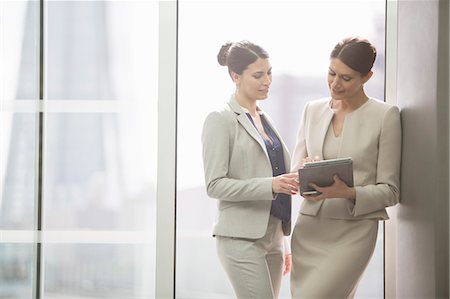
[202,96,291,238]
[291,97,401,220]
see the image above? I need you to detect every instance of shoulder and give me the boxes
[366,98,400,116]
[301,97,331,118]
[203,103,236,129]
[361,99,400,130]
[307,97,331,110]
[301,97,332,122]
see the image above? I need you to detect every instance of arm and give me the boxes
[305,106,402,216]
[202,111,273,202]
[283,237,291,275]
[352,106,402,216]
[291,103,310,172]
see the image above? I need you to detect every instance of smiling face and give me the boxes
[232,58,272,102]
[327,58,372,101]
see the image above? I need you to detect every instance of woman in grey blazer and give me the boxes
[290,37,401,298]
[202,41,299,299]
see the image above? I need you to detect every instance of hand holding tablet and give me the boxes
[298,157,354,196]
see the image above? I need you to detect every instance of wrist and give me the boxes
[347,187,356,202]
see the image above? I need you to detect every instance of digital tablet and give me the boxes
[298,157,354,196]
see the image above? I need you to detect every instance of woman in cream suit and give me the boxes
[290,37,401,298]
[202,41,298,299]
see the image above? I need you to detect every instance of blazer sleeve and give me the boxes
[352,106,402,216]
[201,111,274,202]
[291,102,309,171]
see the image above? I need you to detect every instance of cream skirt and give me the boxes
[290,210,378,299]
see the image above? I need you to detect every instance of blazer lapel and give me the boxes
[228,97,269,159]
[315,103,334,159]
[262,112,291,170]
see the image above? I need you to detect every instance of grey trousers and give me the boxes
[216,216,284,299]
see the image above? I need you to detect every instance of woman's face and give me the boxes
[233,58,272,101]
[327,58,372,101]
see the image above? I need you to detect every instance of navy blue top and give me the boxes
[246,113,291,223]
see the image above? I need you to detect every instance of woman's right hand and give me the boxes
[272,173,299,195]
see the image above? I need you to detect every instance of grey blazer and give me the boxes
[291,97,401,220]
[202,95,291,238]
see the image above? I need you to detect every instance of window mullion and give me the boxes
[156,1,178,298]
[32,0,45,298]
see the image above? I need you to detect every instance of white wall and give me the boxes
[396,0,449,298]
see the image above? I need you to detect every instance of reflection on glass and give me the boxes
[177,1,385,298]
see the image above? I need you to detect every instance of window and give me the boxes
[1,1,38,297]
[1,1,158,298]
[2,1,390,297]
[176,1,385,298]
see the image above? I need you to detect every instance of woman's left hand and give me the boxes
[283,253,291,275]
[303,175,356,201]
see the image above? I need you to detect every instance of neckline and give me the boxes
[330,123,343,138]
[240,104,263,117]
[328,97,372,116]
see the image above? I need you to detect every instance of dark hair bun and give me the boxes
[217,42,233,66]
[330,37,376,75]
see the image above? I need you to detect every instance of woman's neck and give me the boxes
[332,92,369,113]
[235,92,258,116]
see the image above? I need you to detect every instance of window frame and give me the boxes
[0,0,400,298]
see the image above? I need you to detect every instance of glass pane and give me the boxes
[0,0,38,297]
[177,1,385,298]
[43,1,158,297]
[44,244,155,298]
[44,113,156,231]
[46,1,114,101]
[0,0,38,229]
[1,113,37,229]
[0,244,34,299]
